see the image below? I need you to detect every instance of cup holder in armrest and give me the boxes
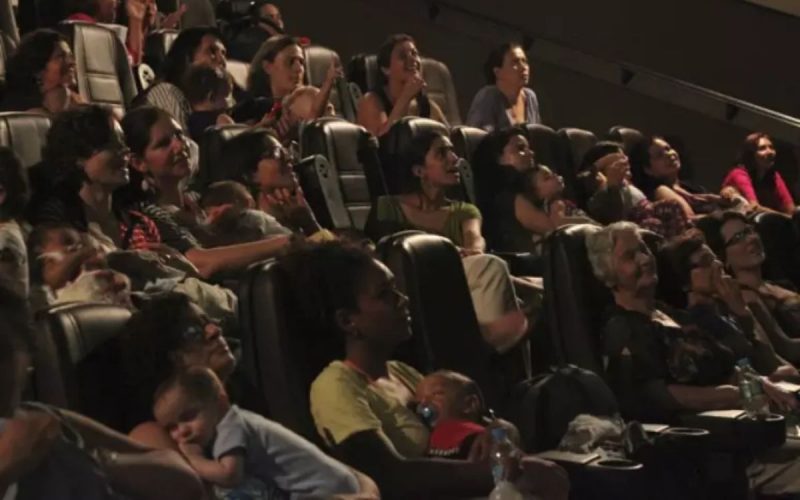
[678,410,785,451]
[590,458,643,471]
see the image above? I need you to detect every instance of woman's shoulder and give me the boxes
[472,85,503,101]
[311,360,360,389]
[387,360,424,386]
[451,200,482,219]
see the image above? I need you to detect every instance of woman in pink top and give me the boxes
[722,133,796,215]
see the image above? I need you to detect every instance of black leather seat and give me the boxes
[0,112,50,168]
[750,211,800,288]
[379,116,448,194]
[523,124,566,173]
[143,29,179,78]
[59,21,137,115]
[449,126,486,204]
[197,123,250,187]
[299,117,384,230]
[607,126,645,155]
[237,259,328,443]
[32,303,132,431]
[557,127,597,201]
[348,54,461,125]
[303,44,358,122]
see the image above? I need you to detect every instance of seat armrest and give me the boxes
[678,410,785,451]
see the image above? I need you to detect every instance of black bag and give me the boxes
[509,364,619,452]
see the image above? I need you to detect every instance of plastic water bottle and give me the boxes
[416,402,438,428]
[736,358,769,419]
[489,427,523,500]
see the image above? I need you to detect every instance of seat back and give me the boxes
[523,124,565,173]
[299,117,384,230]
[197,123,250,187]
[378,232,500,408]
[32,303,132,430]
[607,126,645,155]
[303,45,357,122]
[0,112,50,168]
[449,126,487,204]
[556,127,597,202]
[227,59,250,90]
[237,259,325,443]
[379,117,449,194]
[60,22,136,115]
[347,54,460,125]
[143,29,179,77]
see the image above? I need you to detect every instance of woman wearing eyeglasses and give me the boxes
[702,211,800,364]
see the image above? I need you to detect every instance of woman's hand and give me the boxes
[260,187,321,234]
[761,378,799,412]
[712,265,748,317]
[515,456,570,500]
[399,74,426,104]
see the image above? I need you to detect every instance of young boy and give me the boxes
[152,367,365,499]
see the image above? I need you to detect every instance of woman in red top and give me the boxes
[722,133,795,215]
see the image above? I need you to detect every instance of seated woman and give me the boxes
[722,133,795,215]
[139,26,228,130]
[366,130,530,353]
[245,34,340,140]
[1,29,82,114]
[658,230,798,380]
[586,222,800,496]
[473,127,580,254]
[629,135,740,219]
[466,42,541,131]
[280,241,569,499]
[356,33,448,137]
[32,104,291,280]
[581,141,688,238]
[0,281,204,500]
[703,211,800,364]
[118,292,378,499]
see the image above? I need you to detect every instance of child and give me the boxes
[183,65,235,142]
[199,180,291,247]
[415,370,491,459]
[152,366,363,499]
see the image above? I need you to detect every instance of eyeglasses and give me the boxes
[724,227,755,248]
[182,318,222,343]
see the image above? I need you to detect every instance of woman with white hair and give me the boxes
[586,222,800,496]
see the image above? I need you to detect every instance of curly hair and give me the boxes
[247,34,303,98]
[3,29,68,112]
[0,148,29,220]
[162,27,224,86]
[42,104,116,193]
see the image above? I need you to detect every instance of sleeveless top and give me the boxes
[374,86,431,118]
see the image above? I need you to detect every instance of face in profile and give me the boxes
[265,44,305,97]
[753,136,776,172]
[495,46,529,88]
[720,218,765,271]
[610,229,658,293]
[645,138,680,181]
[415,136,461,188]
[499,134,535,172]
[153,383,224,447]
[386,40,421,83]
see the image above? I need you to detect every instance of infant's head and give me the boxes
[415,370,485,423]
[201,180,256,212]
[524,165,565,206]
[153,367,229,447]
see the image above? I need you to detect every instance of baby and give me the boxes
[199,180,291,247]
[523,165,591,224]
[153,367,361,499]
[415,370,489,459]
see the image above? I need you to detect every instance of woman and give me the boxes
[658,230,797,380]
[280,241,568,500]
[474,127,589,254]
[581,141,688,238]
[722,133,795,215]
[357,33,447,137]
[0,282,205,500]
[1,29,81,114]
[703,211,800,364]
[119,292,379,499]
[629,135,738,219]
[466,42,541,131]
[140,26,228,129]
[586,221,800,496]
[366,130,530,352]
[33,104,291,280]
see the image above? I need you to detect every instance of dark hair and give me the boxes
[696,210,750,261]
[201,180,252,209]
[483,42,522,85]
[0,148,29,220]
[576,141,624,203]
[376,33,415,87]
[223,128,283,185]
[162,27,224,85]
[153,366,224,408]
[43,104,117,193]
[277,241,376,370]
[580,141,624,172]
[629,134,668,199]
[182,65,232,106]
[400,129,448,193]
[118,106,175,205]
[738,132,775,183]
[247,34,303,97]
[657,230,707,308]
[66,0,99,16]
[472,126,529,200]
[3,29,68,111]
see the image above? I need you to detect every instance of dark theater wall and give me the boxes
[279,0,799,193]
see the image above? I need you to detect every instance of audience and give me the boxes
[467,42,541,131]
[1,29,82,114]
[357,33,447,136]
[282,241,568,500]
[722,132,796,215]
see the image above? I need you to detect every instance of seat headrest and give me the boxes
[0,112,51,168]
[450,126,487,167]
[421,57,461,125]
[197,123,251,186]
[143,29,179,77]
[523,124,563,173]
[558,127,598,170]
[607,126,645,155]
[380,117,449,193]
